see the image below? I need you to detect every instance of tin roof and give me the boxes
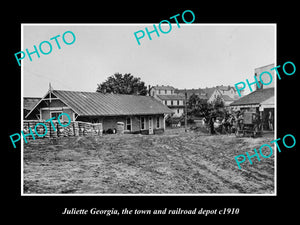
[23,97,41,110]
[230,88,274,106]
[50,90,173,116]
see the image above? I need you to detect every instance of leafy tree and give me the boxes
[212,95,226,118]
[212,95,224,109]
[187,94,212,118]
[187,94,200,116]
[96,73,148,95]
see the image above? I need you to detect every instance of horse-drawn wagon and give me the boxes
[235,111,260,138]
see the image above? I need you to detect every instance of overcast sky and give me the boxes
[22,24,275,97]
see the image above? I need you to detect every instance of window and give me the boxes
[165,90,167,94]
[177,100,179,105]
[158,90,161,94]
[164,100,167,105]
[140,117,145,130]
[177,109,180,114]
[126,117,132,131]
[156,117,160,128]
[50,111,62,120]
[171,101,173,106]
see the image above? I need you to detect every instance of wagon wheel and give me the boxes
[253,131,257,138]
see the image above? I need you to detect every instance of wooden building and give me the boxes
[25,89,173,134]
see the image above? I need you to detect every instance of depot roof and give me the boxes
[26,89,174,118]
[230,88,274,106]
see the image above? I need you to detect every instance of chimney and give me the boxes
[148,85,151,96]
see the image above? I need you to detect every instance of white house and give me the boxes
[149,85,185,117]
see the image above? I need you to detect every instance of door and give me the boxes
[148,117,153,134]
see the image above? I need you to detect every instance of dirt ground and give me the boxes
[23,128,275,194]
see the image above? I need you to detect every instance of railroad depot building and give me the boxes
[25,89,173,134]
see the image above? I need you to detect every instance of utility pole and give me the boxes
[185,89,187,132]
[49,82,52,138]
[49,82,52,119]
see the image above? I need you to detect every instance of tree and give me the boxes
[212,95,226,118]
[212,95,224,109]
[187,94,212,118]
[187,94,200,116]
[96,73,148,95]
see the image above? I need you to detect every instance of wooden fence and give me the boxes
[23,120,103,139]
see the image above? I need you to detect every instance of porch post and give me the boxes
[260,111,264,131]
[163,114,167,131]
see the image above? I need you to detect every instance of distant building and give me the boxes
[149,85,185,117]
[207,85,240,107]
[175,88,207,100]
[150,85,175,96]
[214,85,240,99]
[176,85,240,108]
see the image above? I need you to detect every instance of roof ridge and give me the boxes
[53,89,152,97]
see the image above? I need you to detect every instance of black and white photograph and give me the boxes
[21,24,276,195]
[4,4,299,222]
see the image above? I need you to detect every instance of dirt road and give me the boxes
[23,129,274,194]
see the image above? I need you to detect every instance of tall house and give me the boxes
[150,85,185,117]
[150,85,175,96]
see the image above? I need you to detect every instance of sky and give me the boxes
[22,24,275,97]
